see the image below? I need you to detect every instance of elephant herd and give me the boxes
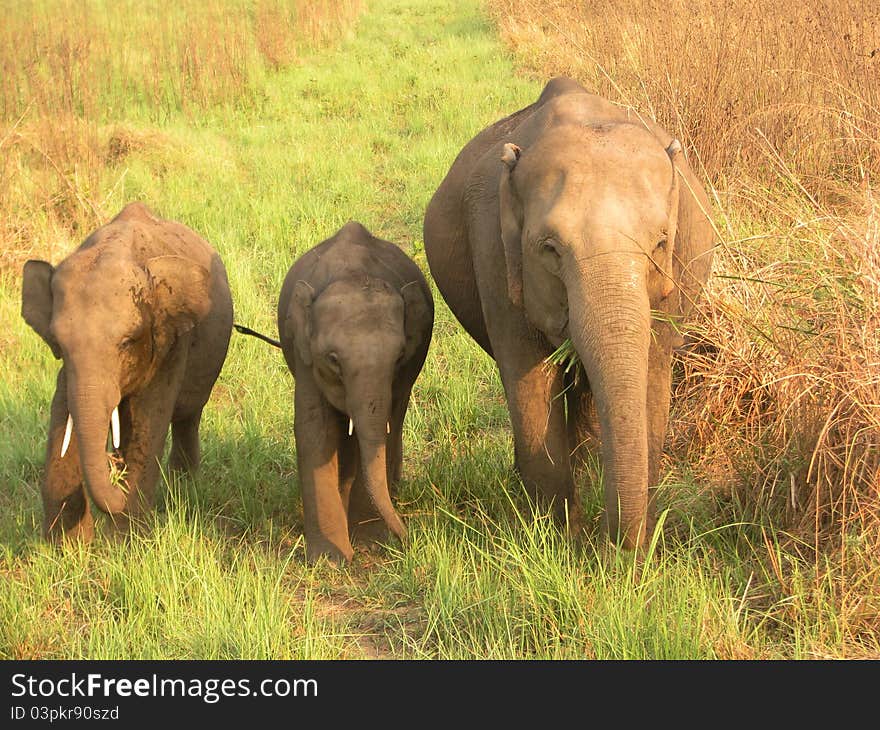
[20,77,714,563]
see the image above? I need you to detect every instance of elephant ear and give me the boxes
[22,260,62,359]
[499,143,524,307]
[145,255,212,345]
[651,139,683,302]
[288,280,315,366]
[401,281,433,362]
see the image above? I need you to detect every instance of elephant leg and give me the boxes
[115,353,188,531]
[470,232,580,529]
[114,390,175,530]
[496,339,581,529]
[386,395,406,489]
[42,369,93,542]
[387,369,420,488]
[294,370,352,562]
[565,374,601,478]
[646,323,674,534]
[169,408,202,475]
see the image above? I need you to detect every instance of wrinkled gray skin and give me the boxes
[278,222,434,563]
[424,77,714,549]
[21,202,233,540]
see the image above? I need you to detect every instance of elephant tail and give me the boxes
[233,323,281,349]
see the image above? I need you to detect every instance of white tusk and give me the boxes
[61,414,73,458]
[111,406,120,449]
[348,418,354,436]
[387,421,391,434]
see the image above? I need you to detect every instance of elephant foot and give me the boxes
[167,459,195,478]
[350,517,391,550]
[305,535,354,565]
[42,491,95,544]
[168,448,199,476]
[44,507,95,544]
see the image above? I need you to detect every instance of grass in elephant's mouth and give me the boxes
[107,453,129,494]
[543,339,582,379]
[543,310,685,378]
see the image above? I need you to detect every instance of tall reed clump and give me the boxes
[0,0,362,270]
[486,0,880,554]
[678,189,879,542]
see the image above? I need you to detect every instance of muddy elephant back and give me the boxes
[149,217,233,331]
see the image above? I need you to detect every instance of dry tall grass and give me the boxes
[0,0,362,270]
[487,0,880,558]
[488,0,879,189]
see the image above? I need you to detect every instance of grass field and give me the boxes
[1,0,878,659]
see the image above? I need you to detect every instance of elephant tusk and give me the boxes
[111,405,120,449]
[61,414,73,458]
[386,421,391,434]
[348,418,354,436]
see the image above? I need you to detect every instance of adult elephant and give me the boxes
[423,77,714,549]
[21,202,233,540]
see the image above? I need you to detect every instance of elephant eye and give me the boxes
[121,324,147,349]
[540,239,560,257]
[538,238,562,275]
[325,351,341,371]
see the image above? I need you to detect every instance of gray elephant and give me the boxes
[21,202,233,540]
[423,77,714,549]
[277,221,434,563]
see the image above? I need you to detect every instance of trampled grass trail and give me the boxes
[1,0,870,659]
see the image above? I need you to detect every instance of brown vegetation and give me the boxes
[0,0,362,271]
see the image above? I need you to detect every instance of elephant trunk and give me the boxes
[67,371,128,515]
[352,385,406,541]
[566,257,651,549]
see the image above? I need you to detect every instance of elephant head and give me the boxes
[289,275,431,541]
[21,251,212,514]
[499,122,683,548]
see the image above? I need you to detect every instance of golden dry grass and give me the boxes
[487,0,880,561]
[1,0,363,118]
[0,0,362,271]
[487,0,880,188]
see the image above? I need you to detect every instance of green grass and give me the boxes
[1,0,876,660]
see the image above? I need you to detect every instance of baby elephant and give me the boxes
[278,221,434,562]
[21,202,233,540]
